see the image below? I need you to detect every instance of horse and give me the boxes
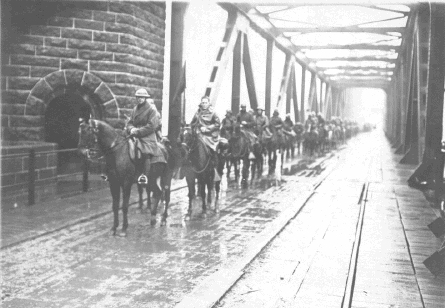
[229,123,263,186]
[283,127,296,159]
[293,123,305,155]
[265,124,286,175]
[182,128,222,219]
[78,118,175,236]
[303,124,319,157]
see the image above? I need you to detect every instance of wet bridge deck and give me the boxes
[1,130,444,308]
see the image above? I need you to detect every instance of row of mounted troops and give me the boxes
[77,91,359,237]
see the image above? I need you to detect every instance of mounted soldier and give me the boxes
[126,88,163,185]
[254,106,271,142]
[190,96,221,168]
[221,109,236,140]
[236,103,259,155]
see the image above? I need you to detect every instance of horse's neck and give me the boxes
[97,122,119,151]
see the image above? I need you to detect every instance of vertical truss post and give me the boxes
[319,81,323,115]
[168,2,188,142]
[308,72,317,113]
[300,69,306,121]
[286,62,293,116]
[292,64,300,122]
[242,33,258,111]
[276,53,292,110]
[265,38,273,118]
[426,3,445,202]
[232,31,243,115]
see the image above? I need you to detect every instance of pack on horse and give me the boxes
[78,118,175,237]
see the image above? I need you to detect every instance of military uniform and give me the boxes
[237,110,258,146]
[190,107,221,151]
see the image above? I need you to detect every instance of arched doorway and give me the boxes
[45,93,92,173]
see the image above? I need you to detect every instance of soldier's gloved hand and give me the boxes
[200,127,208,133]
[130,128,138,136]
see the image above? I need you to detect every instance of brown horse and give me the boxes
[265,125,286,175]
[78,118,175,236]
[181,128,223,219]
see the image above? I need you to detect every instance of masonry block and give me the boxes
[25,95,46,116]
[94,32,118,43]
[48,16,74,27]
[109,2,134,15]
[38,168,56,180]
[30,25,61,37]
[68,39,105,51]
[89,60,132,73]
[2,173,16,186]
[115,95,135,109]
[65,69,85,86]
[11,44,36,55]
[116,73,151,87]
[11,55,60,68]
[2,115,9,127]
[3,66,30,77]
[45,70,66,89]
[2,104,25,116]
[89,71,116,83]
[109,83,138,96]
[2,90,29,105]
[17,35,44,46]
[116,14,138,28]
[36,46,77,58]
[8,77,40,90]
[31,66,59,78]
[103,99,119,118]
[30,79,53,100]
[44,38,67,48]
[62,28,92,41]
[94,82,114,103]
[58,8,93,20]
[61,59,88,71]
[75,19,104,31]
[78,50,112,61]
[81,73,102,92]
[93,11,116,23]
[9,115,44,128]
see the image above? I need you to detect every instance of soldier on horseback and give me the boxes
[221,109,236,140]
[269,109,284,131]
[283,114,294,132]
[237,103,259,158]
[254,106,271,141]
[190,96,221,169]
[127,88,162,185]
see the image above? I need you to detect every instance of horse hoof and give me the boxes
[160,220,167,227]
[184,214,191,221]
[150,218,157,226]
[118,230,127,237]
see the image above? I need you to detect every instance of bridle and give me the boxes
[80,119,131,160]
[185,130,211,174]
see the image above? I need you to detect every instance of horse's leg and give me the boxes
[207,173,213,211]
[119,180,132,237]
[185,173,195,221]
[137,184,144,213]
[199,178,207,217]
[234,158,239,181]
[214,180,221,213]
[109,180,120,236]
[241,156,249,187]
[150,181,162,226]
[160,177,171,226]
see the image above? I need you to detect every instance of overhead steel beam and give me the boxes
[278,27,405,33]
[243,33,258,111]
[265,38,273,118]
[232,31,242,115]
[300,69,306,121]
[299,44,400,50]
[306,56,398,63]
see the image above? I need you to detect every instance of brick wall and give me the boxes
[1,1,166,141]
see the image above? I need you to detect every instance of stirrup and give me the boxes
[100,174,109,182]
[138,174,148,185]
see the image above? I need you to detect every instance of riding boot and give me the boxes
[137,154,151,185]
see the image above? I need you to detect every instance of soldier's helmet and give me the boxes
[226,109,232,115]
[135,88,151,98]
[240,103,247,108]
[273,109,279,116]
[286,113,291,119]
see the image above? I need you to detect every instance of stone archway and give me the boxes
[25,69,118,120]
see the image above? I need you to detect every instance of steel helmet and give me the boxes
[256,106,264,111]
[240,103,247,108]
[135,88,151,98]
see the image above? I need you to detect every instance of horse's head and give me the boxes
[78,118,118,159]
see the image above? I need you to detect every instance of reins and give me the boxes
[187,133,211,174]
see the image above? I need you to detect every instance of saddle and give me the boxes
[128,138,167,164]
